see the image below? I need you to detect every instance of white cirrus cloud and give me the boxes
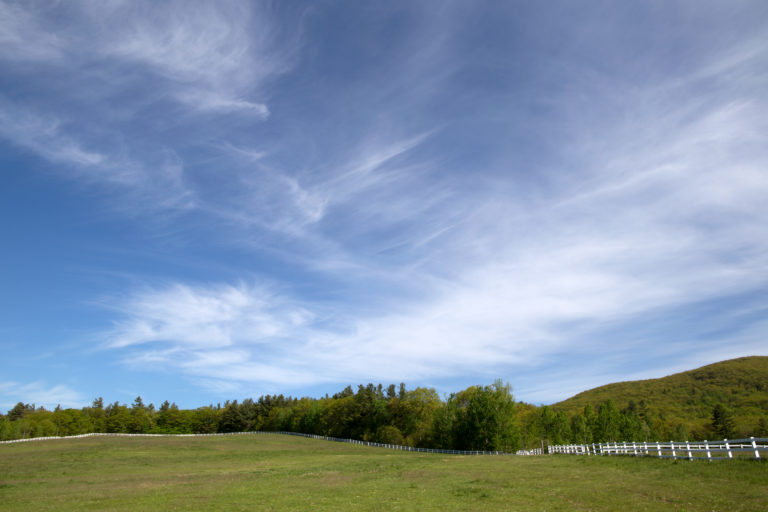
[0,1,62,61]
[91,0,290,116]
[0,100,105,167]
[101,39,768,396]
[0,1,294,218]
[0,99,194,213]
[106,282,314,350]
[0,381,86,411]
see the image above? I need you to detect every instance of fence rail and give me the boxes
[548,437,766,460]
[0,430,541,456]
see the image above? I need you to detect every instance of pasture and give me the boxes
[1,434,766,511]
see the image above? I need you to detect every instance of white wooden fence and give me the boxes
[0,430,541,455]
[548,437,766,460]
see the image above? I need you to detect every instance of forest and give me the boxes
[3,378,766,450]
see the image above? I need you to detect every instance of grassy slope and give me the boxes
[552,356,768,436]
[1,434,766,511]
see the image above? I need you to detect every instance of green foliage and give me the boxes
[7,402,34,421]
[152,401,190,434]
[219,400,247,433]
[711,404,736,439]
[127,397,152,434]
[448,380,520,452]
[375,424,404,444]
[0,416,10,440]
[104,402,131,433]
[553,356,768,440]
[190,406,220,434]
[596,400,621,442]
[2,357,766,448]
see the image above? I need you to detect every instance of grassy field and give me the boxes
[1,434,766,511]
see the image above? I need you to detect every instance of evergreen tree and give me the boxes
[219,401,247,432]
[595,400,621,442]
[673,423,689,441]
[711,404,735,439]
[8,402,33,421]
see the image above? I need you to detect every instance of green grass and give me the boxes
[1,434,766,511]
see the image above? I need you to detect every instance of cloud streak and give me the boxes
[0,1,62,61]
[0,99,194,212]
[103,26,768,399]
[0,1,293,216]
[100,1,282,116]
[106,283,314,350]
[0,381,86,410]
[2,2,766,404]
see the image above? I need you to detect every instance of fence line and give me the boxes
[0,430,541,456]
[547,437,766,460]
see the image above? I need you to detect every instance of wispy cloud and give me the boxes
[176,91,269,117]
[101,27,768,399]
[4,2,766,404]
[98,1,285,116]
[0,381,86,410]
[0,1,292,216]
[0,100,105,166]
[0,1,62,61]
[203,132,437,243]
[106,282,314,350]
[0,99,194,212]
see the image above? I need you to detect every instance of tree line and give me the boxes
[2,381,765,448]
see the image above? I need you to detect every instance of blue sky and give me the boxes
[1,1,767,411]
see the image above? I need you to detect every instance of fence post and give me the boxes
[705,440,711,461]
[656,441,662,458]
[751,437,760,459]
[724,439,732,459]
[685,441,693,460]
[671,441,676,459]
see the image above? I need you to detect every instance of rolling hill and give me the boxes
[552,356,768,438]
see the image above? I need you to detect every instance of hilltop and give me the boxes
[552,356,768,438]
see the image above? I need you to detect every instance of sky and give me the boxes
[1,1,767,411]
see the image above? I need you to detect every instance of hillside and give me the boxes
[552,356,768,438]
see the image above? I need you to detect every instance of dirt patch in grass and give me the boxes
[318,471,354,487]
